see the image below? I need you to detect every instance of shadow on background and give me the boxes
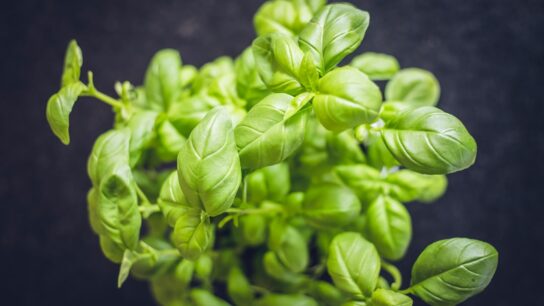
[1,0,543,305]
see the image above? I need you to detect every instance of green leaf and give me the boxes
[299,3,370,74]
[366,133,400,169]
[252,34,305,95]
[157,171,193,227]
[326,130,366,165]
[87,129,131,186]
[46,81,87,145]
[150,271,190,306]
[299,52,320,91]
[124,111,159,166]
[408,238,499,306]
[379,101,413,123]
[368,289,413,306]
[227,267,254,306]
[180,65,198,88]
[155,119,186,162]
[386,170,447,203]
[172,208,211,260]
[144,49,182,111]
[87,188,103,234]
[61,40,83,87]
[351,52,400,81]
[256,294,318,306]
[236,214,267,246]
[263,251,306,285]
[314,67,382,132]
[306,280,346,306]
[385,68,440,107]
[381,106,477,174]
[302,183,361,229]
[253,0,325,36]
[195,253,213,281]
[175,259,195,288]
[118,249,139,287]
[168,94,222,137]
[235,47,269,107]
[191,289,231,306]
[334,164,387,205]
[177,107,242,216]
[327,232,380,298]
[365,195,412,261]
[247,162,290,203]
[268,220,309,273]
[235,93,309,169]
[99,235,124,263]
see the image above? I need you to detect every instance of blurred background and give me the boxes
[1,0,543,305]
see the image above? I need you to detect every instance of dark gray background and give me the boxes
[1,0,543,305]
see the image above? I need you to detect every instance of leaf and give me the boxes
[386,170,447,203]
[366,133,400,169]
[150,271,189,305]
[157,171,194,227]
[313,67,382,132]
[235,47,269,107]
[334,164,388,205]
[155,119,186,162]
[253,0,325,36]
[61,40,83,87]
[124,111,159,166]
[326,130,366,165]
[263,251,306,285]
[177,107,242,216]
[46,81,87,145]
[235,93,309,169]
[117,249,139,288]
[195,254,214,281]
[299,52,320,91]
[385,68,440,107]
[408,238,499,306]
[190,289,231,306]
[302,183,361,229]
[246,162,291,203]
[172,208,211,260]
[168,94,222,137]
[175,259,195,287]
[327,232,380,298]
[236,214,267,246]
[380,106,477,174]
[299,3,370,74]
[368,289,413,306]
[144,49,182,111]
[252,34,305,95]
[268,220,309,273]
[306,280,346,306]
[87,129,131,186]
[227,267,254,306]
[351,52,400,81]
[99,235,124,264]
[256,294,318,306]
[365,195,412,261]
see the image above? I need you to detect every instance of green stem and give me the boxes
[381,260,402,291]
[226,204,283,216]
[135,184,151,205]
[83,71,125,108]
[138,205,161,218]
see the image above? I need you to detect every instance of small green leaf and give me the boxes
[302,183,361,229]
[124,111,159,166]
[365,195,412,261]
[99,235,124,264]
[268,220,309,273]
[351,52,400,81]
[368,289,412,306]
[227,267,254,306]
[235,47,269,107]
[144,49,182,111]
[190,289,231,306]
[299,4,370,74]
[118,249,138,288]
[236,214,267,246]
[327,232,380,298]
[385,68,440,107]
[256,294,318,306]
[253,0,325,37]
[46,81,87,145]
[299,52,320,91]
[155,119,186,162]
[172,209,212,260]
[381,106,477,174]
[168,94,222,137]
[177,107,242,216]
[334,164,387,205]
[408,238,499,306]
[246,162,291,203]
[263,251,306,285]
[314,67,382,132]
[195,253,213,281]
[235,93,309,169]
[61,40,83,87]
[157,171,193,227]
[386,170,447,203]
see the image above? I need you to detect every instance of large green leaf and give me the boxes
[46,81,87,145]
[235,93,309,169]
[365,195,412,261]
[299,3,370,74]
[314,67,382,132]
[381,106,477,174]
[408,238,498,306]
[327,232,380,298]
[177,107,242,216]
[385,68,440,107]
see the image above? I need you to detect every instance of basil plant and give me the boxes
[46,1,497,305]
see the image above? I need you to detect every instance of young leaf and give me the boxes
[253,0,325,37]
[235,93,309,169]
[124,111,159,166]
[172,208,211,260]
[365,195,412,261]
[190,289,231,306]
[386,170,447,203]
[157,171,194,227]
[99,235,124,264]
[327,232,380,298]
[334,164,388,205]
[235,47,269,107]
[252,33,305,95]
[408,238,498,306]
[385,68,440,107]
[246,162,291,203]
[368,289,412,306]
[144,49,182,111]
[87,129,131,186]
[177,107,242,216]
[302,183,361,229]
[381,106,477,174]
[263,251,306,285]
[313,67,382,132]
[168,94,222,137]
[46,81,87,145]
[236,214,267,246]
[299,3,370,74]
[61,40,83,87]
[268,220,309,273]
[118,249,139,288]
[155,119,186,162]
[227,267,254,306]
[351,52,400,81]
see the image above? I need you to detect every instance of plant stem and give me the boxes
[381,260,403,291]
